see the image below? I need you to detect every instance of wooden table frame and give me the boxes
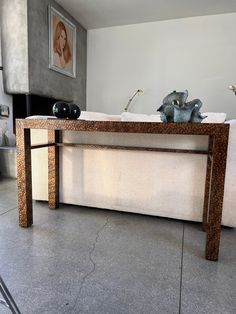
[16,119,229,261]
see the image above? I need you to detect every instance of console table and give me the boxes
[15,119,229,261]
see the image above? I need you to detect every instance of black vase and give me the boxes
[68,104,81,119]
[52,102,69,118]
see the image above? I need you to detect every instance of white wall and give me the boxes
[87,13,236,118]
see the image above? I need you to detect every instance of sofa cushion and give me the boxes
[79,111,121,121]
[121,112,162,122]
[201,112,226,123]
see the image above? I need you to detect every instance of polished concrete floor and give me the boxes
[0,177,235,314]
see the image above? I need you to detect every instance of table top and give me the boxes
[15,119,229,136]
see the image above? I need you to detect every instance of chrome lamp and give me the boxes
[124,89,143,112]
[229,85,236,95]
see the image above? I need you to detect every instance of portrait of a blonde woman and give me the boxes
[49,6,76,77]
[53,20,72,71]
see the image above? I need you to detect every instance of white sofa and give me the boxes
[30,112,236,227]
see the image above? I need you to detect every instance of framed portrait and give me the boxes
[48,6,76,78]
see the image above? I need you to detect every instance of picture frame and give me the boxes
[48,5,76,78]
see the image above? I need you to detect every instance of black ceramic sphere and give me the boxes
[52,101,69,119]
[68,104,81,119]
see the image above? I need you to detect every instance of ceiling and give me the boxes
[56,0,236,29]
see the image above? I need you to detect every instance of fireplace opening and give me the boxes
[12,94,59,132]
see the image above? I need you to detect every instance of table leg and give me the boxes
[48,130,59,209]
[205,132,228,261]
[16,127,32,227]
[202,136,213,231]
